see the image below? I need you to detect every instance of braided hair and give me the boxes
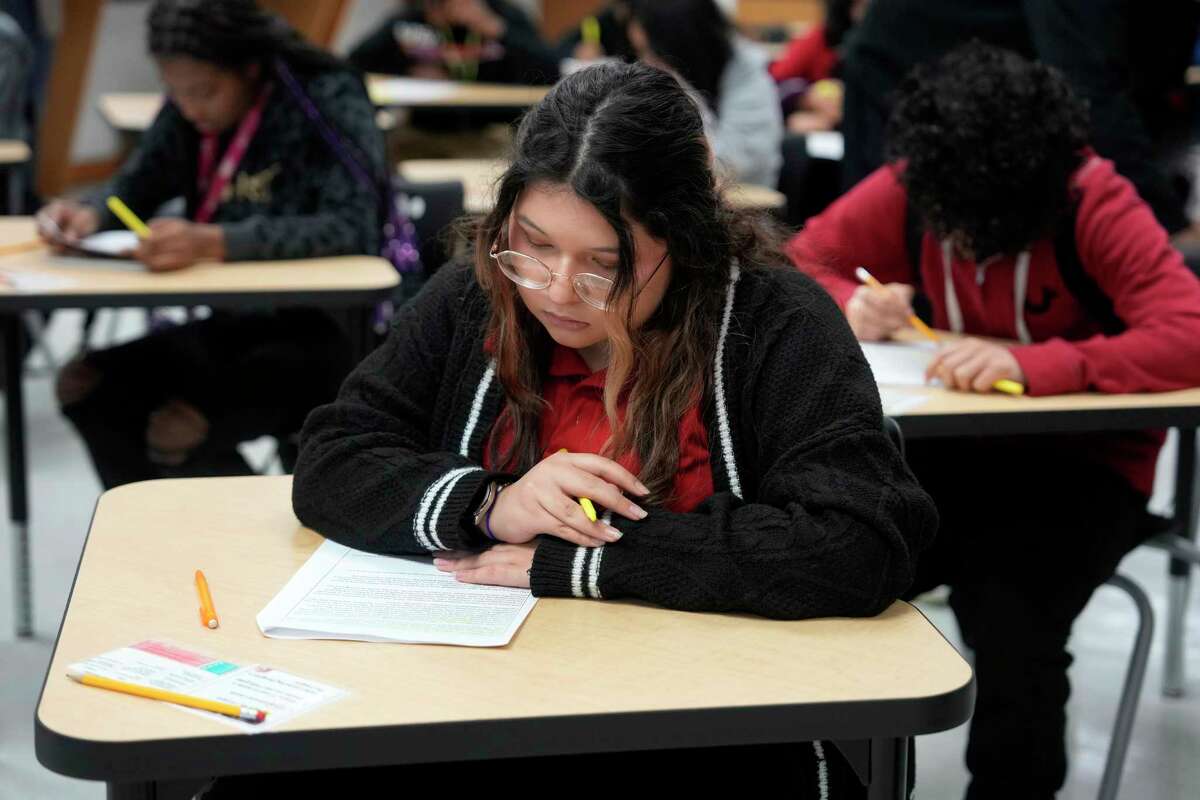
[147,0,343,75]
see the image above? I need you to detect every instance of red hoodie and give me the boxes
[769,25,839,84]
[787,156,1200,495]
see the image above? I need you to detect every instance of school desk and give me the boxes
[35,475,974,800]
[881,371,1200,700]
[0,217,399,639]
[97,93,397,134]
[398,158,788,212]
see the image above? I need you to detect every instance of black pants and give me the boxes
[905,438,1149,800]
[61,309,352,489]
[201,741,877,798]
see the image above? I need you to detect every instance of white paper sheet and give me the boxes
[805,131,845,161]
[878,387,930,416]
[68,640,347,733]
[257,540,538,647]
[861,341,939,386]
[368,78,460,105]
[75,230,140,257]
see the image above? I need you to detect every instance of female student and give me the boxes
[279,61,936,797]
[788,44,1200,798]
[35,0,386,489]
[624,0,783,187]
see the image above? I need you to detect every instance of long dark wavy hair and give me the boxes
[147,0,344,75]
[475,61,783,505]
[886,42,1090,259]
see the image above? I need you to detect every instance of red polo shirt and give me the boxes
[484,345,714,513]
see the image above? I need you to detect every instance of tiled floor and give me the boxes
[1,311,1198,799]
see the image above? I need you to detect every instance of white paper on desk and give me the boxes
[861,341,939,386]
[878,387,930,416]
[75,230,140,258]
[68,640,347,734]
[257,540,537,647]
[369,78,458,105]
[806,131,845,161]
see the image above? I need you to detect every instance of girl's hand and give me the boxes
[487,451,649,548]
[134,220,225,272]
[36,200,99,250]
[434,543,536,588]
[926,338,1025,393]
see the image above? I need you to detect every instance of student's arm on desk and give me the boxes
[530,278,939,620]
[786,165,916,309]
[1010,162,1200,396]
[87,103,192,231]
[293,263,505,555]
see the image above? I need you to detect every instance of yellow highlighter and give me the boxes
[993,379,1025,396]
[105,195,151,239]
[558,449,598,522]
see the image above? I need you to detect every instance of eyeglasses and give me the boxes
[490,248,617,310]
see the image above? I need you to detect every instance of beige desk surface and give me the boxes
[399,158,787,212]
[0,218,398,304]
[38,475,971,747]
[0,139,31,165]
[99,93,397,133]
[879,330,1200,434]
[367,74,549,108]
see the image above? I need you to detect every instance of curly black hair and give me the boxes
[886,42,1090,259]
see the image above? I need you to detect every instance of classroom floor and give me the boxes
[1,311,1198,800]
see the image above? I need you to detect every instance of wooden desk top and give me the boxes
[37,476,972,781]
[367,75,549,108]
[0,218,398,310]
[0,139,31,165]
[399,158,787,212]
[99,93,396,133]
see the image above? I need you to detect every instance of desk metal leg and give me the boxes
[1164,427,1197,698]
[834,737,911,799]
[108,778,211,800]
[4,313,31,638]
[867,737,910,800]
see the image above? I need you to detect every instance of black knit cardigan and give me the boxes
[293,260,938,620]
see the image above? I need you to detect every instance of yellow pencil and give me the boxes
[195,569,219,630]
[582,16,601,46]
[66,666,267,723]
[105,195,151,239]
[0,240,45,258]
[855,266,940,343]
[557,449,598,522]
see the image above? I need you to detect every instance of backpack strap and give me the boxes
[1053,203,1125,336]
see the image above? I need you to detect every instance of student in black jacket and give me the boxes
[278,61,937,798]
[35,0,386,488]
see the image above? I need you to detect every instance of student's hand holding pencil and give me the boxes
[134,219,226,272]
[926,337,1026,394]
[486,450,649,548]
[846,279,917,342]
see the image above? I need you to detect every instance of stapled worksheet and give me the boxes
[257,540,538,647]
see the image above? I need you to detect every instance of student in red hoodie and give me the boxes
[789,43,1200,799]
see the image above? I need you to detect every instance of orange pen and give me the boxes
[195,570,219,629]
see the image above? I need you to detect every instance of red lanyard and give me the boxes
[194,83,273,224]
